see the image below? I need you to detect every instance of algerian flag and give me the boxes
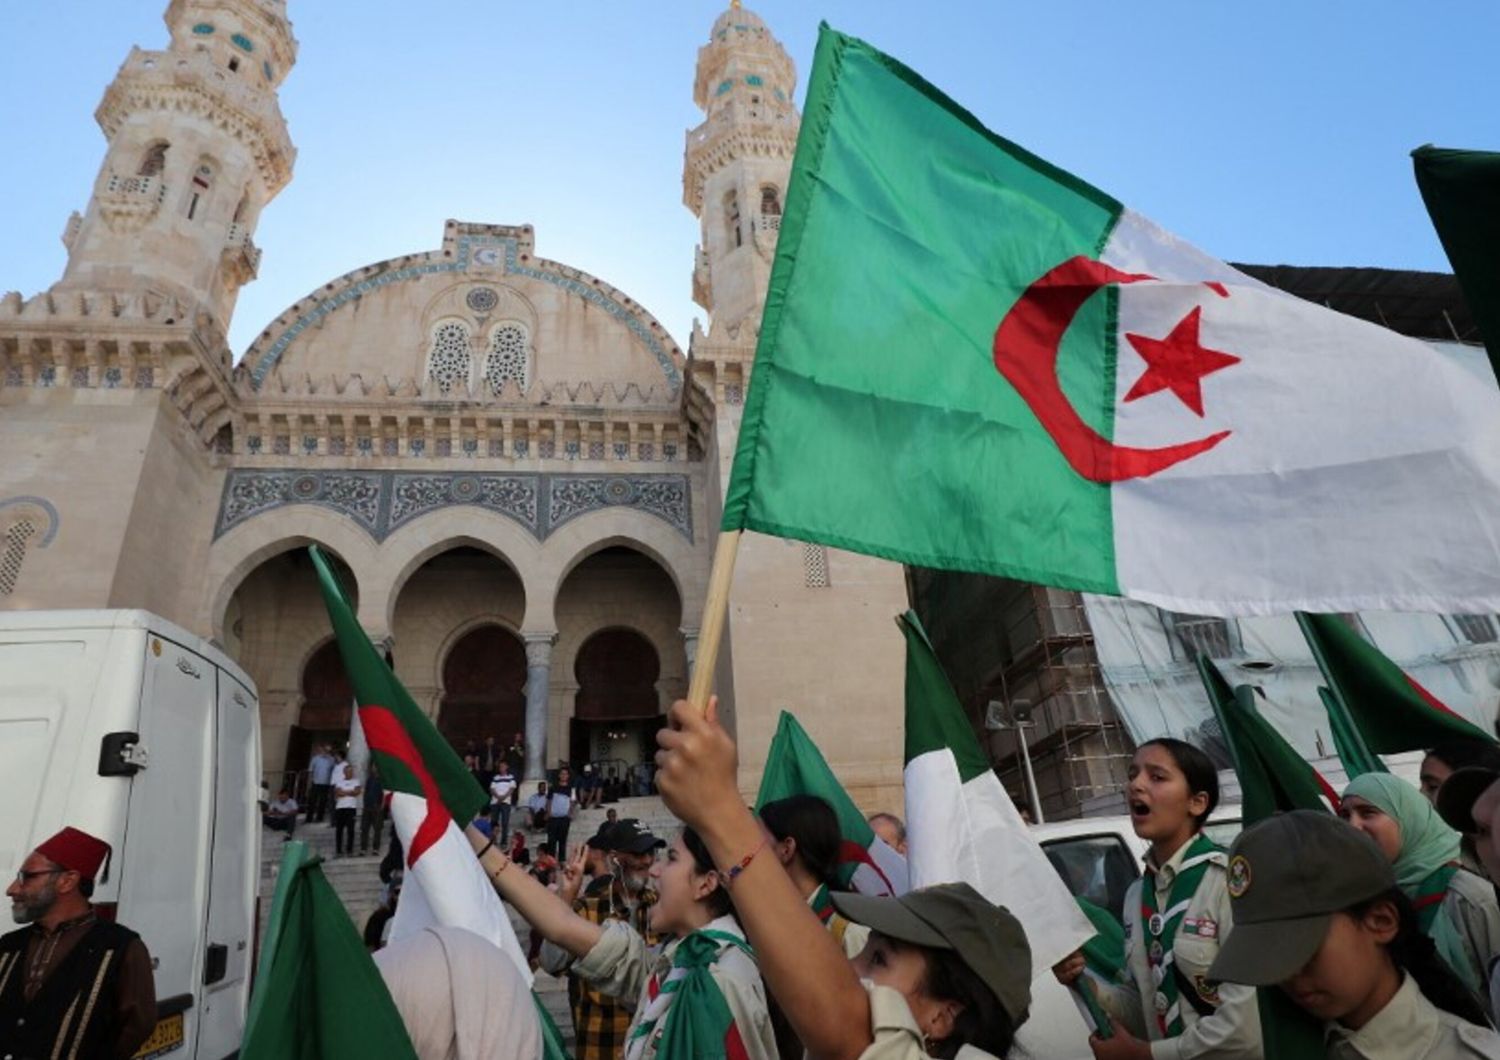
[1195,658,1329,1058]
[242,842,418,1060]
[308,546,533,985]
[755,710,908,896]
[1299,611,1497,752]
[722,25,1500,617]
[899,612,1093,1059]
[1319,687,1387,779]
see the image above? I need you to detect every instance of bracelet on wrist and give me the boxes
[722,837,768,888]
[476,838,497,862]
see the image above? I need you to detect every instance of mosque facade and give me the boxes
[0,0,909,808]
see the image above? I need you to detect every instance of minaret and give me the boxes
[54,0,298,330]
[683,3,799,341]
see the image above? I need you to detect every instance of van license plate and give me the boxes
[132,1013,185,1058]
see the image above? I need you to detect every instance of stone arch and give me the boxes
[540,507,704,631]
[378,511,542,635]
[574,627,661,721]
[205,507,375,642]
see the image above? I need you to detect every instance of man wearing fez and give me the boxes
[1,827,155,1059]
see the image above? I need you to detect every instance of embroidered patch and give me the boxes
[1227,855,1252,899]
[1193,974,1221,1005]
[1184,916,1219,939]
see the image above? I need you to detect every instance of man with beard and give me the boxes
[540,819,664,1060]
[1,827,156,1059]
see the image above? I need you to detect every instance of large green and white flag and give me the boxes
[722,26,1500,617]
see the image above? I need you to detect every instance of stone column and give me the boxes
[681,627,700,682]
[522,632,556,781]
[346,635,394,780]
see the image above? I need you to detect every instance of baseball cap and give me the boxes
[831,882,1031,1025]
[1207,810,1395,986]
[1436,767,1500,835]
[598,819,666,855]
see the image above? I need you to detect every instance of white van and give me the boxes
[0,610,259,1060]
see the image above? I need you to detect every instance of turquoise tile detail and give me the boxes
[231,33,253,52]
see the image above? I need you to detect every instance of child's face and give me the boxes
[1279,905,1399,1025]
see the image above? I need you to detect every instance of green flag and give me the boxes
[1319,686,1386,779]
[1198,656,1334,822]
[242,842,418,1060]
[1195,660,1329,1057]
[1298,612,1495,754]
[1412,145,1500,374]
[754,710,908,895]
[308,545,487,843]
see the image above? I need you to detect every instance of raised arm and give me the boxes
[464,824,603,957]
[655,698,874,1060]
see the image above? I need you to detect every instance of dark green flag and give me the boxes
[242,842,418,1060]
[1298,612,1494,754]
[1319,686,1386,779]
[1413,145,1500,375]
[1196,657,1330,1057]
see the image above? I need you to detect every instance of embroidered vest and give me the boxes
[0,920,140,1060]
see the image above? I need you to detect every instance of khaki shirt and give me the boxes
[573,914,778,1060]
[1326,974,1500,1059]
[1095,839,1263,1060]
[1439,868,1500,1016]
[853,981,999,1060]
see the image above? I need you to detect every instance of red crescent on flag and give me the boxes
[993,256,1231,483]
[838,838,897,895]
[359,704,453,867]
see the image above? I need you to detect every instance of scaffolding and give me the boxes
[908,572,1135,819]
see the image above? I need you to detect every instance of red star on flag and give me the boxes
[1124,306,1241,417]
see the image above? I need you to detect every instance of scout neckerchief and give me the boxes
[809,883,852,948]
[625,927,754,1060]
[1412,862,1460,933]
[1140,834,1221,1037]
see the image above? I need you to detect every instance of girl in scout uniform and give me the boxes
[1340,772,1500,1009]
[1054,738,1263,1059]
[760,794,872,958]
[1208,810,1499,1060]
[467,823,778,1060]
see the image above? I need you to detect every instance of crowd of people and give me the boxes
[16,708,1500,1058]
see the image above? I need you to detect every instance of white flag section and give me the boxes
[1101,209,1500,616]
[387,793,532,984]
[905,751,1093,1059]
[853,838,910,898]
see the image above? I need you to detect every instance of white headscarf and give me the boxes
[374,926,541,1060]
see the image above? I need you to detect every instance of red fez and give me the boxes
[35,827,111,881]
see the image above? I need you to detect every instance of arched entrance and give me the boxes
[286,640,353,783]
[572,627,662,779]
[439,624,527,754]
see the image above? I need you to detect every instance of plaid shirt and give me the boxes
[569,874,659,1060]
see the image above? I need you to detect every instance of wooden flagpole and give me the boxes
[687,529,742,713]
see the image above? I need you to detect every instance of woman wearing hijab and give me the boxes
[1340,771,1500,1007]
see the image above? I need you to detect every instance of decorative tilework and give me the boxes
[71,367,89,388]
[4,367,20,387]
[192,22,215,34]
[513,440,529,457]
[724,384,743,405]
[329,437,347,456]
[588,441,605,461]
[38,366,55,388]
[231,32,254,51]
[302,436,318,454]
[409,438,425,455]
[381,438,398,456]
[539,439,556,459]
[436,438,452,457]
[612,442,628,460]
[104,367,122,388]
[462,438,478,456]
[663,443,677,462]
[214,470,692,542]
[134,366,153,388]
[565,441,581,460]
[638,443,654,462]
[466,286,499,313]
[247,435,263,453]
[488,438,505,457]
[273,436,290,455]
[249,235,681,389]
[357,436,373,454]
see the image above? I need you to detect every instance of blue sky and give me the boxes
[1,2,1496,360]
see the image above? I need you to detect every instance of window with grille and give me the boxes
[1164,611,1238,661]
[427,321,472,394]
[1450,614,1499,645]
[0,520,36,596]
[139,142,169,177]
[760,185,782,216]
[484,324,529,395]
[804,544,829,588]
[725,189,742,248]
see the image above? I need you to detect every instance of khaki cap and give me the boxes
[831,882,1032,1025]
[1207,810,1395,986]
